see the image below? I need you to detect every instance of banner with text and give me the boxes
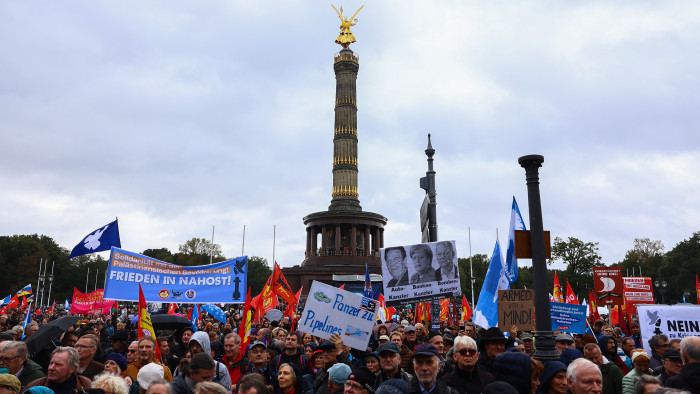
[104,248,247,304]
[637,304,700,354]
[381,240,461,306]
[623,277,655,314]
[71,288,116,314]
[593,267,624,305]
[550,302,587,334]
[298,281,378,351]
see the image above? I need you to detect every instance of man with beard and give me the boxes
[124,337,173,383]
[443,336,494,394]
[597,335,629,374]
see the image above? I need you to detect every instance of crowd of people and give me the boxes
[0,306,699,394]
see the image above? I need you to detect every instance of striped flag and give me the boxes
[16,284,32,297]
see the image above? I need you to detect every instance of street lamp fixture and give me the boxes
[654,280,667,304]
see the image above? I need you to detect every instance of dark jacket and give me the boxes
[442,366,495,394]
[665,362,700,394]
[599,362,623,394]
[24,374,92,394]
[492,352,532,394]
[271,349,312,375]
[375,367,413,389]
[78,359,105,380]
[409,377,459,394]
[171,373,192,394]
[18,358,46,388]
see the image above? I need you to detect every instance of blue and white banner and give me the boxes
[474,240,508,329]
[505,197,526,283]
[68,220,121,259]
[637,304,700,354]
[550,302,587,334]
[104,248,247,304]
[299,281,378,351]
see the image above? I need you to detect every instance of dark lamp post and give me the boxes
[518,154,558,361]
[654,280,667,304]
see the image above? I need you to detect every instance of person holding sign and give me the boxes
[409,244,437,284]
[384,247,409,287]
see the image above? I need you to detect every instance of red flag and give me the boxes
[696,276,700,305]
[439,299,450,321]
[553,273,564,303]
[565,280,579,304]
[168,303,178,315]
[462,295,473,322]
[20,296,27,310]
[138,284,162,361]
[271,262,297,306]
[339,284,345,290]
[610,305,620,325]
[588,290,601,322]
[46,301,56,314]
[284,288,302,320]
[8,295,19,309]
[239,288,253,351]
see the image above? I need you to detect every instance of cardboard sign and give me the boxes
[298,281,378,351]
[550,302,587,334]
[381,241,461,306]
[497,289,535,331]
[623,277,655,314]
[593,267,624,305]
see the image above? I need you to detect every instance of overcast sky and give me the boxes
[2,1,698,273]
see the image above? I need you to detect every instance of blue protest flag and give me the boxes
[64,299,71,312]
[0,295,9,306]
[68,220,121,259]
[201,304,227,324]
[505,197,527,283]
[364,264,372,298]
[473,240,509,329]
[190,305,199,331]
[21,304,32,339]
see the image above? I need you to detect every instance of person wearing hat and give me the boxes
[537,361,567,394]
[374,342,412,389]
[105,351,129,376]
[168,328,195,372]
[363,352,380,374]
[596,335,628,375]
[402,326,418,351]
[443,336,494,394]
[521,333,534,356]
[311,334,351,394]
[409,344,458,394]
[344,366,375,394]
[651,348,682,385]
[137,362,165,394]
[477,327,513,376]
[110,330,131,359]
[554,334,575,355]
[665,335,700,393]
[326,363,351,394]
[0,341,45,388]
[241,341,276,387]
[582,343,622,394]
[187,331,231,391]
[622,349,652,394]
[0,373,21,394]
[24,347,93,394]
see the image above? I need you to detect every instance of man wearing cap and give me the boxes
[521,333,535,356]
[443,336,494,394]
[109,330,130,358]
[374,342,412,388]
[583,343,622,394]
[137,362,165,394]
[74,334,105,380]
[0,374,21,394]
[476,327,512,376]
[555,334,576,355]
[344,366,375,394]
[665,335,700,393]
[403,326,419,350]
[25,347,93,394]
[312,334,351,394]
[125,337,173,384]
[327,363,351,394]
[0,341,45,389]
[409,344,458,394]
[242,341,276,387]
[652,349,682,385]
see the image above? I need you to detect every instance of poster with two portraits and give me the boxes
[381,240,461,306]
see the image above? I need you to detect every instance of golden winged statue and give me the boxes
[331,4,364,48]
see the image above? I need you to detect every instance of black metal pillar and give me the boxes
[420,134,438,242]
[518,154,558,361]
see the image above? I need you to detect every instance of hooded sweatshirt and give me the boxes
[598,335,629,375]
[493,352,532,394]
[189,331,233,393]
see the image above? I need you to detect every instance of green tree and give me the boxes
[657,232,700,304]
[618,238,664,278]
[549,236,603,296]
[142,248,175,263]
[247,256,272,295]
[175,238,226,266]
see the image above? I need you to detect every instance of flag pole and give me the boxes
[272,225,276,264]
[47,261,54,311]
[210,225,215,265]
[40,260,48,309]
[36,258,43,309]
[468,227,475,308]
[86,267,90,293]
[94,268,98,291]
[242,225,246,256]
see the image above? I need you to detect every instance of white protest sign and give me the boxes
[298,281,378,351]
[637,304,700,354]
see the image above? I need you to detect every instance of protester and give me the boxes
[538,361,567,394]
[477,327,511,376]
[363,353,380,374]
[93,373,129,394]
[583,343,622,394]
[311,335,350,394]
[137,363,166,394]
[566,358,603,394]
[652,349,682,385]
[168,328,194,372]
[647,335,670,370]
[271,332,311,375]
[241,342,276,388]
[235,373,269,394]
[409,343,458,394]
[493,350,542,394]
[171,353,216,394]
[633,375,661,394]
[443,336,494,394]
[0,341,45,388]
[147,379,172,394]
[105,352,129,376]
[665,335,700,393]
[622,350,652,394]
[597,335,629,375]
[344,366,375,394]
[125,337,173,383]
[221,334,245,387]
[75,334,105,380]
[188,332,231,391]
[272,363,303,394]
[325,363,350,394]
[555,334,576,355]
[0,374,21,394]
[374,342,412,388]
[25,347,93,394]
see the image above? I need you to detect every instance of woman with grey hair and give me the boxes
[93,373,129,394]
